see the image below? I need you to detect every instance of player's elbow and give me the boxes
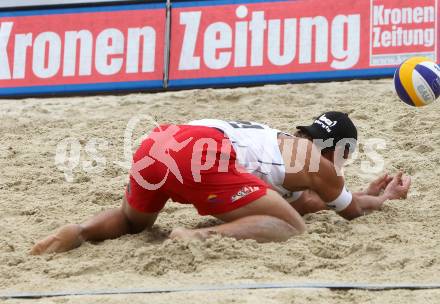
[337,203,363,221]
[303,194,328,215]
[338,211,359,221]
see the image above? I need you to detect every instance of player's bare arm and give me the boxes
[281,137,411,220]
[359,173,394,196]
[338,172,411,219]
[290,173,409,219]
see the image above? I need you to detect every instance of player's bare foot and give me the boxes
[30,224,83,255]
[169,227,209,241]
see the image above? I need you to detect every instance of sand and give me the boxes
[1,79,440,303]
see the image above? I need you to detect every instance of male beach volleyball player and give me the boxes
[31,112,411,254]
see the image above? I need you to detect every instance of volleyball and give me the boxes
[394,57,440,107]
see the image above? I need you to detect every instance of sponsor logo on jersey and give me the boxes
[231,186,260,202]
[207,194,223,203]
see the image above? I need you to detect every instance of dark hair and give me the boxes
[294,129,352,156]
[293,129,312,140]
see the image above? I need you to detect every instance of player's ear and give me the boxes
[343,148,350,159]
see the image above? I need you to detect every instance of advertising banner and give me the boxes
[168,0,438,88]
[370,0,437,66]
[0,3,165,96]
[0,0,438,96]
[0,0,131,9]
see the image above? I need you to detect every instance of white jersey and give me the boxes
[188,119,303,203]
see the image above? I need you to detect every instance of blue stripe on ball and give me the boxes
[415,64,440,98]
[394,67,415,106]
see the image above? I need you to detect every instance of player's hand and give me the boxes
[30,224,84,255]
[383,172,411,200]
[365,173,393,196]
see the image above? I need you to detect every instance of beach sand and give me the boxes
[1,79,440,303]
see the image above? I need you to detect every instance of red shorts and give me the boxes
[125,124,268,215]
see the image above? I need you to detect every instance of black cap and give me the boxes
[296,111,357,152]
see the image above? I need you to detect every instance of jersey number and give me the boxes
[228,121,264,129]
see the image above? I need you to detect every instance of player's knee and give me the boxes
[276,213,306,237]
[265,189,306,234]
[298,220,306,234]
[286,217,306,235]
[277,206,306,234]
[277,220,304,241]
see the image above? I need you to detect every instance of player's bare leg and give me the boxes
[170,189,306,242]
